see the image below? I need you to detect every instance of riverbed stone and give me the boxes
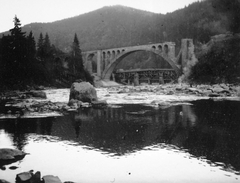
[16,171,33,182]
[31,171,41,183]
[42,175,62,183]
[208,93,221,97]
[9,165,18,170]
[235,86,240,97]
[188,87,199,93]
[220,83,229,90]
[0,148,27,161]
[212,87,224,93]
[201,90,212,96]
[69,81,97,103]
[0,180,11,183]
[92,100,107,108]
[68,99,82,107]
[27,91,47,99]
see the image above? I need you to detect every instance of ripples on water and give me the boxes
[0,100,240,182]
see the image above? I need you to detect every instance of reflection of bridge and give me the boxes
[82,39,194,82]
[73,104,197,128]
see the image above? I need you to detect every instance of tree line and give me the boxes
[0,16,92,90]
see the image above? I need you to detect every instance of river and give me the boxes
[0,88,240,183]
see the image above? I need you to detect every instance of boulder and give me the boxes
[35,85,45,90]
[212,87,224,93]
[16,171,33,182]
[42,175,62,183]
[0,180,11,183]
[235,86,240,97]
[68,99,82,107]
[27,91,47,99]
[31,171,41,183]
[69,81,97,103]
[0,148,28,167]
[9,166,18,170]
[188,87,199,93]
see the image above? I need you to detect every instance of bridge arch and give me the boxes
[101,48,181,80]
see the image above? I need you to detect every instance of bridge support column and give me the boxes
[181,39,195,73]
[97,50,102,78]
[167,42,176,60]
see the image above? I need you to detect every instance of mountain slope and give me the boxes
[1,2,229,52]
[21,5,161,51]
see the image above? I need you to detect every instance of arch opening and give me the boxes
[101,49,180,82]
[164,45,169,54]
[158,45,162,52]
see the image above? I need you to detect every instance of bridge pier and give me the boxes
[97,50,102,77]
[181,39,195,73]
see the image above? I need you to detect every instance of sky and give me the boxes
[1,0,199,33]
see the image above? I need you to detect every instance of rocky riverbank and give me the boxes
[0,83,240,119]
[0,170,67,183]
[106,83,240,97]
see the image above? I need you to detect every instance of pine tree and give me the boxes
[70,33,93,84]
[43,33,52,58]
[9,15,25,37]
[27,31,36,60]
[71,33,84,75]
[37,33,44,61]
[72,33,81,57]
[1,16,31,85]
[9,16,28,78]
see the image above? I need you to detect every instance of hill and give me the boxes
[0,1,230,52]
[16,5,161,52]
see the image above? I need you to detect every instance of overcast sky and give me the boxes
[1,0,199,33]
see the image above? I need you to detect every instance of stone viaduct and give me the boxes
[82,39,194,81]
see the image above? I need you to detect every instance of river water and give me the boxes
[0,89,240,183]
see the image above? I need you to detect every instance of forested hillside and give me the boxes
[0,1,229,52]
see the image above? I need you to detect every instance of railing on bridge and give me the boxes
[114,68,177,85]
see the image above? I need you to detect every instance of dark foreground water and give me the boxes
[0,100,240,183]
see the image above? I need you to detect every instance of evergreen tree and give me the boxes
[43,33,52,58]
[71,33,84,75]
[0,37,4,86]
[9,15,25,37]
[70,33,93,84]
[27,31,36,60]
[72,33,80,56]
[8,16,27,80]
[37,33,44,61]
[1,16,31,86]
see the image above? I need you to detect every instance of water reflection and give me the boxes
[0,118,54,150]
[0,100,240,181]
